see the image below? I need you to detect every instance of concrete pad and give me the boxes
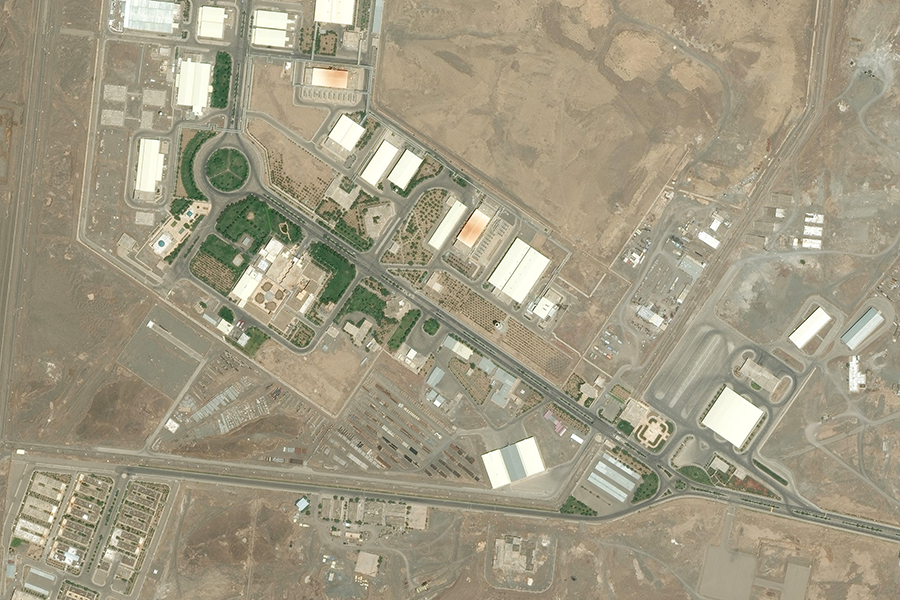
[699,545,756,600]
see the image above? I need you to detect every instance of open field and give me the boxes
[136,480,900,600]
[255,333,372,417]
[377,0,813,267]
[247,117,335,211]
[5,3,164,446]
[248,59,327,140]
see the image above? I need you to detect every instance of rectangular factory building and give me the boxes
[123,0,177,33]
[456,208,492,247]
[427,199,467,251]
[327,115,365,151]
[197,6,226,39]
[134,138,166,194]
[360,140,400,187]
[841,307,885,351]
[481,437,546,489]
[175,58,212,115]
[251,9,290,47]
[701,386,764,448]
[314,0,355,25]
[488,238,551,304]
[310,68,350,89]
[788,306,832,349]
[387,150,424,190]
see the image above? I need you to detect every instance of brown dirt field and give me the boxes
[554,271,630,354]
[377,0,812,266]
[71,366,170,449]
[248,59,327,140]
[169,413,307,460]
[246,117,335,210]
[377,1,717,265]
[255,334,372,416]
[8,13,156,445]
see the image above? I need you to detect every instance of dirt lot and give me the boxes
[376,0,811,266]
[248,58,327,140]
[255,333,372,417]
[246,117,335,210]
[109,475,900,600]
[553,270,630,355]
[6,0,164,448]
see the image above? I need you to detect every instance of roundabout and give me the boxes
[205,147,249,192]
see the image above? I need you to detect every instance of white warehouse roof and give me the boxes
[360,140,400,187]
[841,307,885,351]
[387,150,424,190]
[135,138,165,194]
[197,6,226,39]
[327,115,365,152]
[701,386,764,448]
[123,0,177,33]
[175,59,212,115]
[251,10,290,47]
[231,268,263,307]
[788,306,832,349]
[488,238,551,304]
[314,0,355,25]
[481,437,546,489]
[427,200,467,251]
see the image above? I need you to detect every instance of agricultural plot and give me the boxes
[190,235,249,296]
[381,188,448,265]
[205,148,249,192]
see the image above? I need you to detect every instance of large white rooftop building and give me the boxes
[123,0,177,33]
[327,115,365,152]
[841,307,885,351]
[427,200,467,251]
[481,437,545,489]
[387,150,424,190]
[175,58,212,115]
[197,6,226,39]
[488,238,551,304]
[788,306,832,349]
[701,386,764,448]
[134,138,166,194]
[360,140,400,187]
[251,9,290,47]
[314,0,355,25]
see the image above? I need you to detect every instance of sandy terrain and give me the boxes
[255,334,372,416]
[248,58,327,141]
[376,0,811,268]
[7,0,162,447]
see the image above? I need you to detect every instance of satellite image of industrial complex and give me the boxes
[3,0,900,598]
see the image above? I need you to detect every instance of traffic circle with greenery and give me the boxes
[205,148,250,192]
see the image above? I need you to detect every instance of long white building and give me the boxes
[360,140,400,187]
[488,238,551,304]
[134,138,166,194]
[175,59,212,115]
[788,306,832,349]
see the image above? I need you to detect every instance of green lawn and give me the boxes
[180,130,216,200]
[218,306,234,323]
[308,242,356,305]
[422,318,440,335]
[215,196,303,253]
[234,326,268,358]
[206,148,249,192]
[678,465,713,486]
[387,309,421,350]
[210,51,232,109]
[338,285,387,323]
[631,472,660,503]
[559,496,597,516]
